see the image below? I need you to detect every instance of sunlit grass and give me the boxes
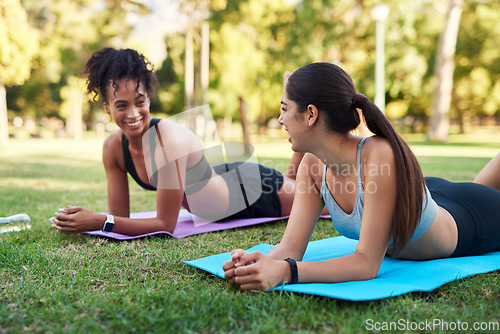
[1,130,499,333]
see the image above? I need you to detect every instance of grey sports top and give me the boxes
[320,137,438,243]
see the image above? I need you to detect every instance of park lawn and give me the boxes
[1,131,499,333]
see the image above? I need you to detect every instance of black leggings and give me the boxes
[425,177,500,257]
[214,163,284,220]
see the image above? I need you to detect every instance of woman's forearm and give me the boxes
[267,242,306,261]
[295,252,381,284]
[110,215,178,235]
[51,206,179,236]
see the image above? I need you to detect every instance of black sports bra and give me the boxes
[122,118,160,191]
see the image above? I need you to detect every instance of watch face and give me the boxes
[103,215,115,232]
[103,222,114,232]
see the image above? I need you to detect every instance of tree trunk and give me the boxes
[201,22,209,106]
[427,0,463,142]
[185,28,195,110]
[238,97,251,154]
[457,107,471,134]
[0,83,9,147]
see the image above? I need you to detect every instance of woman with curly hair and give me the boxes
[50,47,309,235]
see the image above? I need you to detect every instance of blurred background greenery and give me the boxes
[1,0,499,145]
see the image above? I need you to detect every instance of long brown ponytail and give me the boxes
[352,93,425,253]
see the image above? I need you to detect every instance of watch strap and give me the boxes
[284,258,298,284]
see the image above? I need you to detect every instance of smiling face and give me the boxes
[103,78,151,138]
[278,87,310,152]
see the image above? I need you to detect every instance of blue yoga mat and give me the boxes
[183,236,500,301]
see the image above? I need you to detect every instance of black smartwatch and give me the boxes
[102,214,115,232]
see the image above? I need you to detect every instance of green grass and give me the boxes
[1,130,500,333]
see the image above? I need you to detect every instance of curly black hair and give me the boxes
[83,48,158,103]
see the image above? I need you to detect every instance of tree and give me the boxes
[0,0,38,146]
[205,0,447,128]
[427,0,463,142]
[4,0,496,138]
[7,0,147,134]
[452,0,500,131]
[208,0,297,123]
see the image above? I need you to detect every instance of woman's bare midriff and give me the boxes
[388,206,458,260]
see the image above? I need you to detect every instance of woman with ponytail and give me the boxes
[223,62,500,290]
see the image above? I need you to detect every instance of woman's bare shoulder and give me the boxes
[102,129,124,168]
[301,152,322,166]
[154,119,204,160]
[156,119,199,142]
[299,153,325,183]
[102,129,123,153]
[363,136,396,165]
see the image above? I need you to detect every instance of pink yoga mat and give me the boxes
[84,209,331,240]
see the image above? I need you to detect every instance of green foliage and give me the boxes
[205,0,498,127]
[6,0,144,121]
[206,0,448,123]
[151,40,185,116]
[0,0,38,86]
[1,0,499,131]
[0,0,38,146]
[208,0,293,121]
[453,1,500,123]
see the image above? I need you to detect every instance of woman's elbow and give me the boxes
[354,265,379,281]
[156,216,177,233]
[355,253,382,280]
[364,268,379,280]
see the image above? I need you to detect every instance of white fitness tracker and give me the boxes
[102,214,115,232]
